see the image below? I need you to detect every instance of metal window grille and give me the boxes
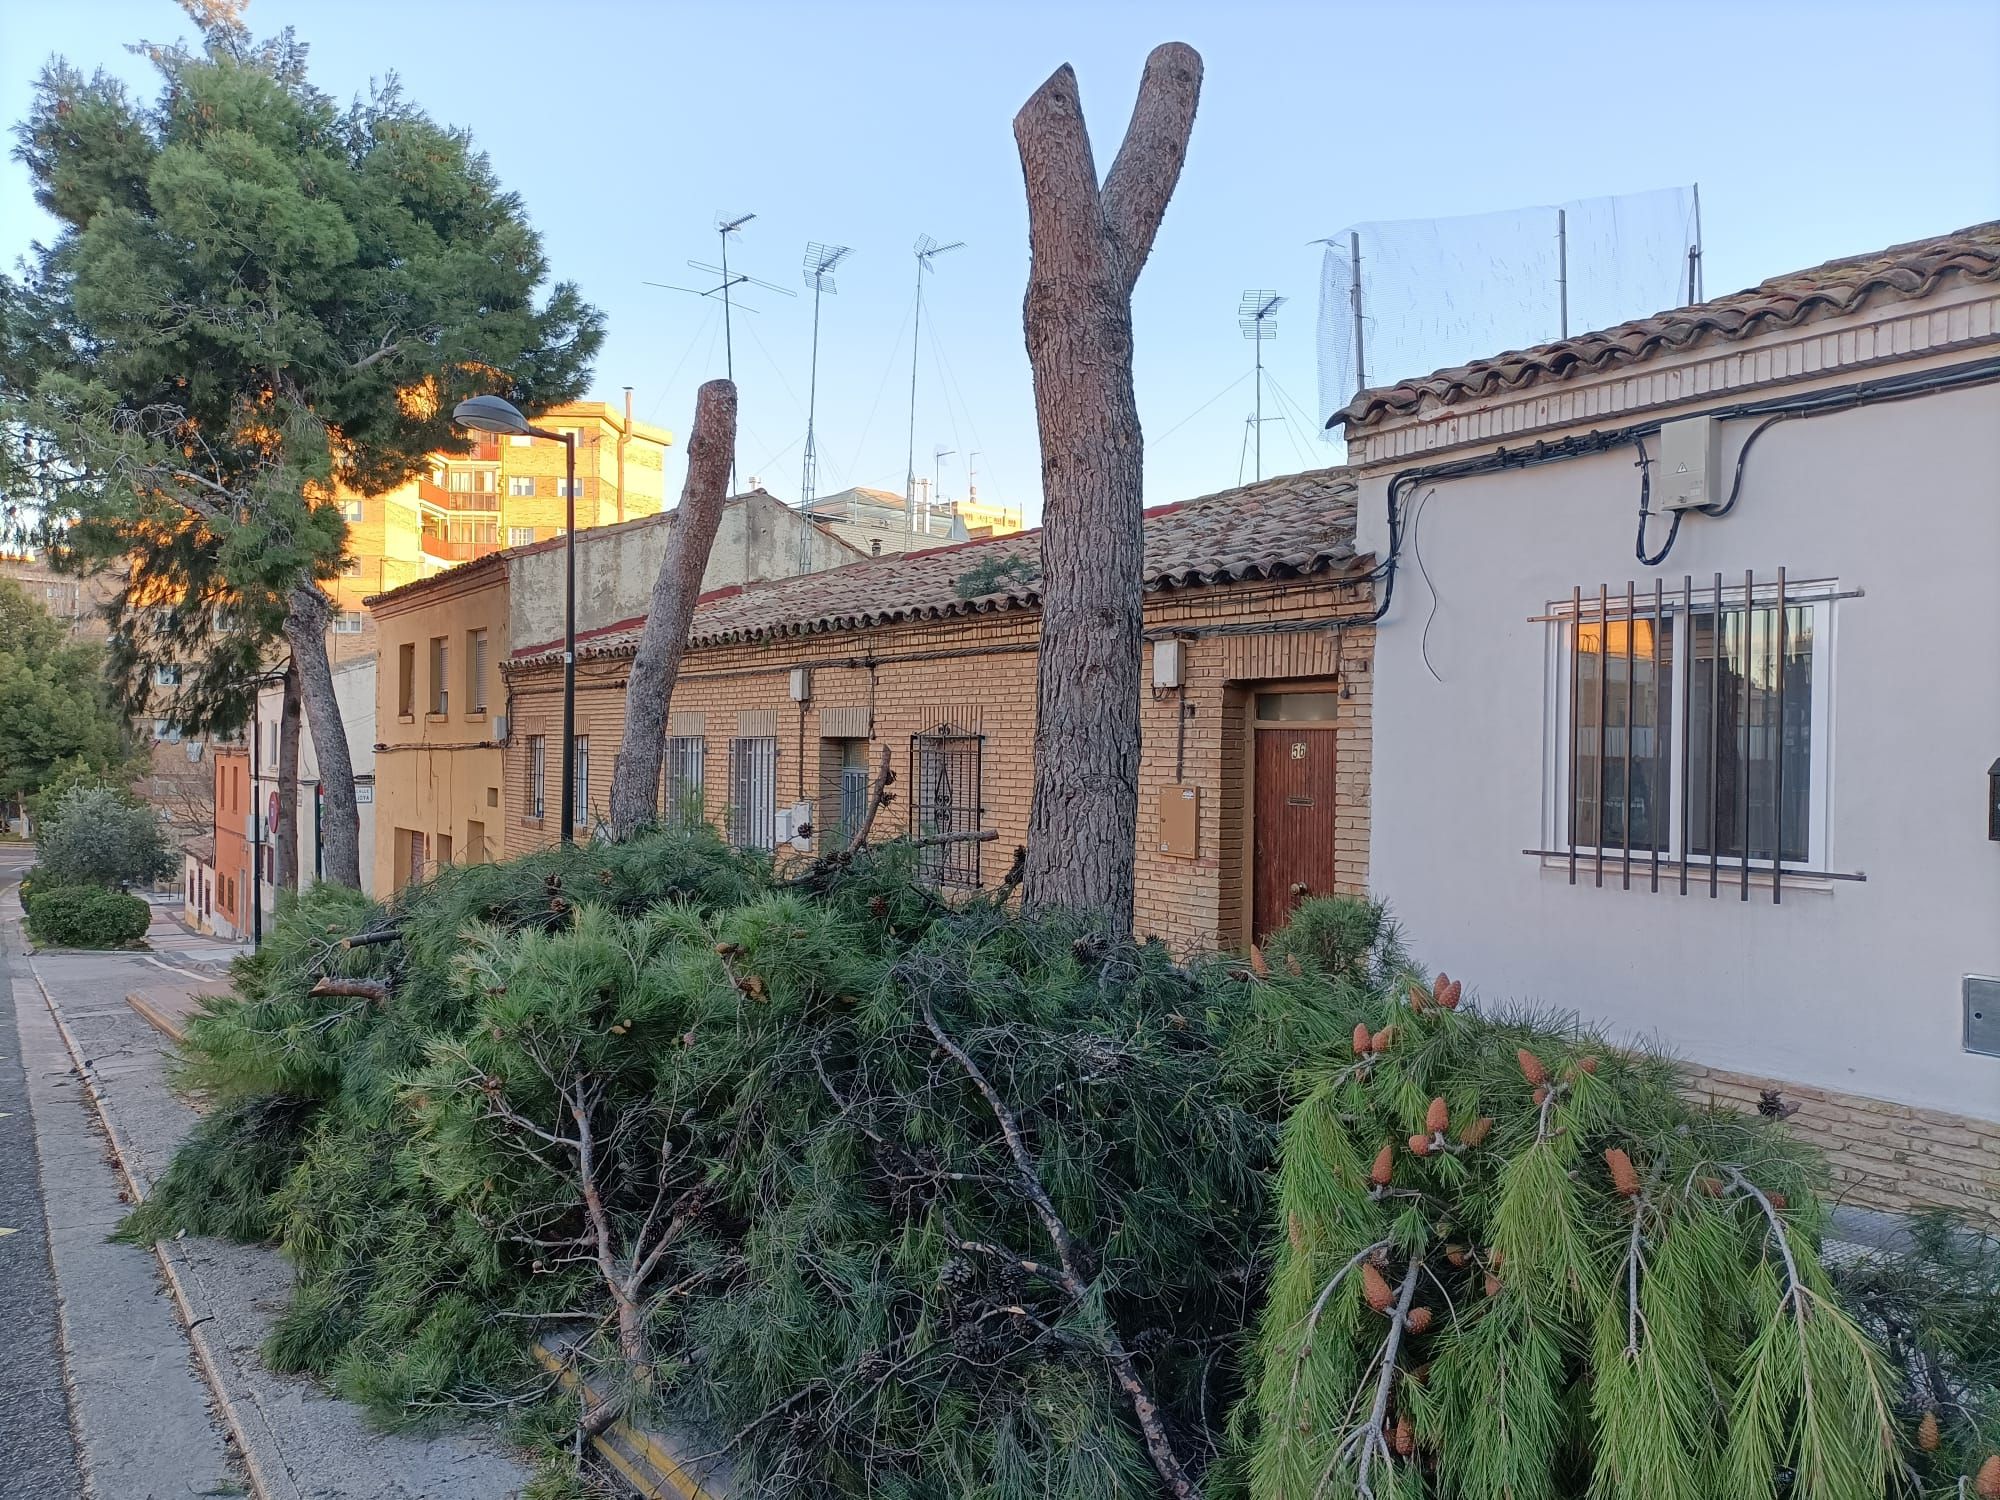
[429,637,449,714]
[910,724,984,888]
[1532,568,1857,901]
[839,764,870,843]
[665,736,706,828]
[730,737,778,851]
[528,736,546,820]
[468,630,488,712]
[573,736,590,829]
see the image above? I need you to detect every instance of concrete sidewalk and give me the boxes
[6,893,534,1500]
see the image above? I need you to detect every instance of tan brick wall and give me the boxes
[501,576,1375,953]
[1682,1062,2000,1227]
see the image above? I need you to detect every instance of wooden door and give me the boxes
[1253,726,1338,940]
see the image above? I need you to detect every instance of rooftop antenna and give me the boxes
[904,234,963,542]
[799,241,853,565]
[931,445,955,531]
[646,212,794,494]
[1239,290,1286,482]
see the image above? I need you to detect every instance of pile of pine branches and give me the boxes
[125,829,1996,1499]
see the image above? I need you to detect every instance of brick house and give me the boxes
[210,745,253,941]
[502,470,1375,952]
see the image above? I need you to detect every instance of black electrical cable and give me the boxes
[1699,412,1793,519]
[1632,436,1683,566]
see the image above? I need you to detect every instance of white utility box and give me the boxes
[1657,416,1720,512]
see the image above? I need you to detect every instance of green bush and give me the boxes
[26,884,152,947]
[34,783,175,890]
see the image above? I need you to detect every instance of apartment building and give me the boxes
[330,399,674,662]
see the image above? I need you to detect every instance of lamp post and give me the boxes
[453,395,578,845]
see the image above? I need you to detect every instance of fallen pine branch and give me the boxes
[309,976,390,1003]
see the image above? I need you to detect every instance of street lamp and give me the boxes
[453,395,578,846]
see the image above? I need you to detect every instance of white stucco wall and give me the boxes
[1355,379,2000,1123]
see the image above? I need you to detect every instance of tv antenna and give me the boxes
[904,234,963,541]
[645,213,794,493]
[798,242,853,546]
[1239,290,1286,482]
[929,445,955,530]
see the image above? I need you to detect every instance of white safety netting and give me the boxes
[1316,187,1699,433]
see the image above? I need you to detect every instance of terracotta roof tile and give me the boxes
[510,467,1360,664]
[1334,220,2000,429]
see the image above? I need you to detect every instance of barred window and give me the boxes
[665,736,705,828]
[527,735,546,820]
[573,736,591,830]
[1544,570,1842,899]
[729,737,777,851]
[910,724,984,888]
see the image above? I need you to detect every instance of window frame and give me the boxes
[573,735,590,831]
[909,723,985,889]
[466,628,489,715]
[1541,579,1839,878]
[428,635,450,716]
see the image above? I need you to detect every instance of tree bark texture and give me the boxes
[276,659,301,891]
[1014,43,1202,931]
[607,379,738,840]
[285,585,362,888]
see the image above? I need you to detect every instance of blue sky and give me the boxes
[4,1,1996,524]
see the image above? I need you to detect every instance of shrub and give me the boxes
[34,784,175,890]
[26,884,152,947]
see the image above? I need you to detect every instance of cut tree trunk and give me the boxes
[275,659,301,891]
[1014,43,1203,932]
[606,379,738,840]
[285,585,361,889]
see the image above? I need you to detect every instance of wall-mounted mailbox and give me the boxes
[1157,783,1199,858]
[1966,976,2000,1057]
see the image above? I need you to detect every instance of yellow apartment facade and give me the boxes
[369,553,509,888]
[330,399,672,663]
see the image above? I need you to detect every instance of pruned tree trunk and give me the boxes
[285,585,361,888]
[1014,43,1202,932]
[606,379,737,840]
[275,658,301,891]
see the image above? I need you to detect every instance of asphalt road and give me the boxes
[0,843,85,1500]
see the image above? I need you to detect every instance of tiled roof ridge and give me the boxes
[1336,219,2000,429]
[504,466,1361,668]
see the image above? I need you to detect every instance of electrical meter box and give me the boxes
[1657,416,1720,512]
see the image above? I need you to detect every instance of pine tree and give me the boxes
[0,0,601,885]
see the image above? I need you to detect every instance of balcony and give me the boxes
[420,534,500,563]
[418,478,501,513]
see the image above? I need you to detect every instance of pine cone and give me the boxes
[1426,1097,1450,1135]
[1458,1116,1494,1147]
[1250,946,1270,978]
[1352,1023,1372,1057]
[1916,1411,1940,1452]
[1409,1133,1432,1157]
[1576,1055,1599,1074]
[1370,1143,1395,1188]
[1362,1262,1394,1313]
[1405,1306,1432,1334]
[1532,1086,1550,1107]
[1768,1191,1788,1212]
[1604,1148,1641,1198]
[1978,1455,2000,1500]
[1392,1412,1415,1456]
[1439,978,1462,1011]
[1371,1025,1396,1053]
[868,895,889,920]
[1285,954,1303,977]
[1697,1176,1725,1198]
[1444,1245,1469,1268]
[1517,1049,1549,1086]
[1484,1273,1503,1297]
[1407,978,1429,1012]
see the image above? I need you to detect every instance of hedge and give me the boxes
[26,884,152,948]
